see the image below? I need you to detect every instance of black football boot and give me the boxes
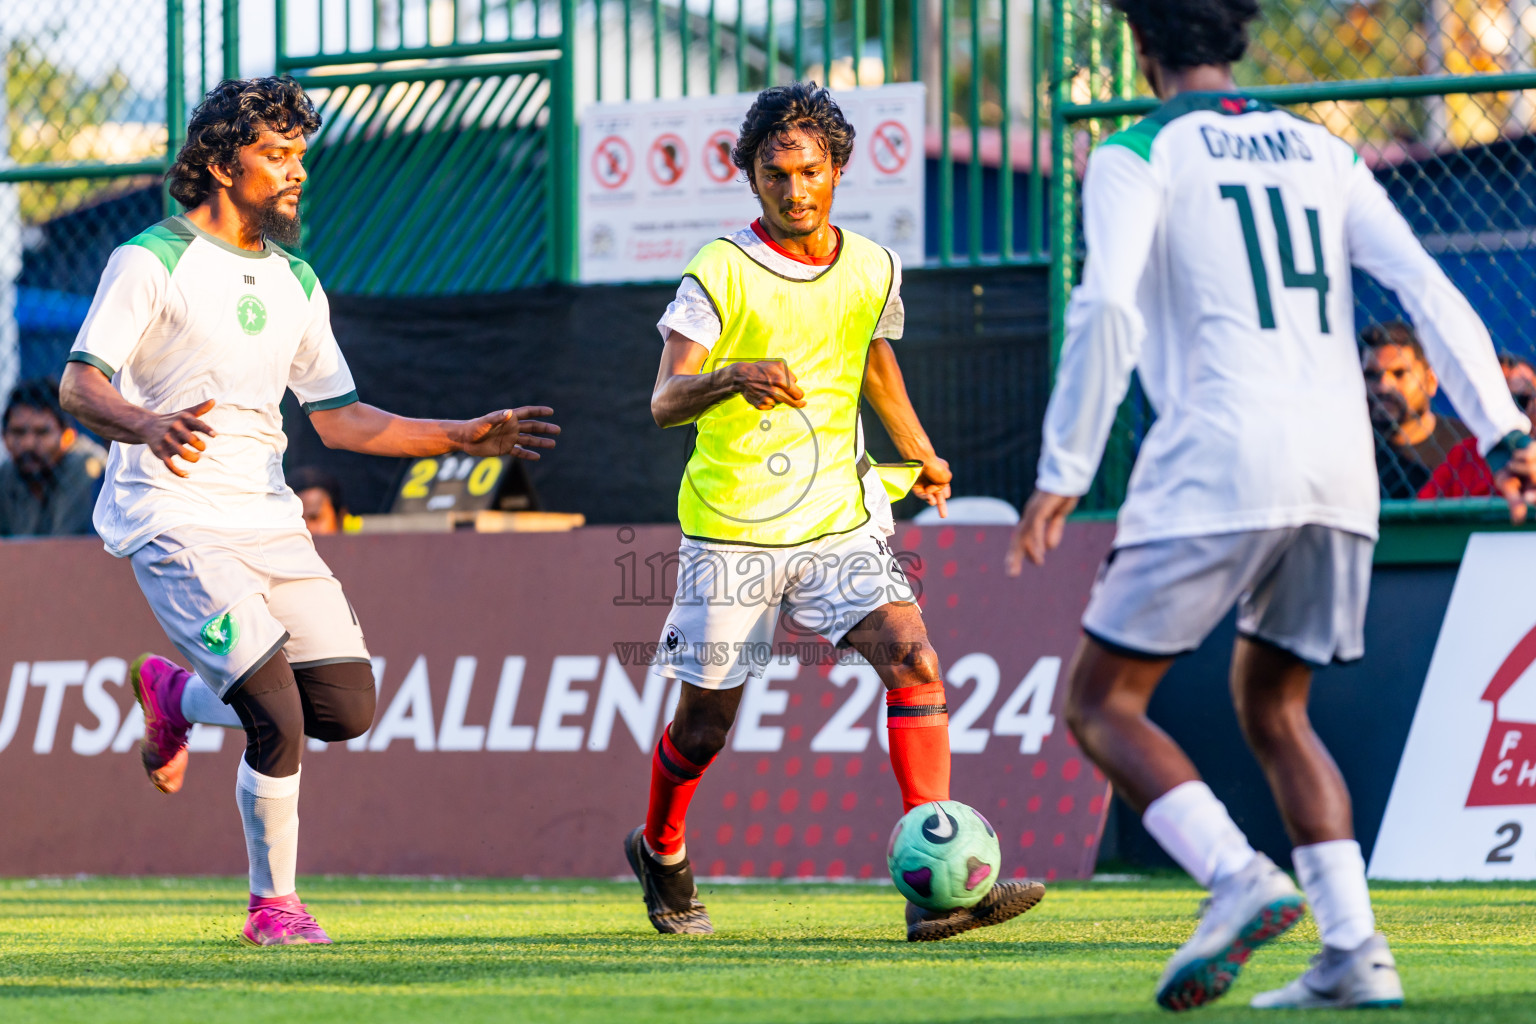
[905,879,1047,941]
[624,825,714,935]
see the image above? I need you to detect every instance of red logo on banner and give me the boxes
[591,136,633,189]
[870,120,911,174]
[704,130,737,183]
[1466,622,1536,806]
[649,133,688,186]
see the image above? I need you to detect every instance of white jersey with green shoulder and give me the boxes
[68,215,358,557]
[1038,91,1528,546]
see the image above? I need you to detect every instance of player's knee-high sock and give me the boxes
[236,758,302,898]
[1142,780,1257,889]
[885,681,950,813]
[181,674,242,729]
[644,729,714,863]
[1293,839,1375,950]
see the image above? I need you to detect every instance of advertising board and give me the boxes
[1371,533,1536,879]
[0,523,1113,880]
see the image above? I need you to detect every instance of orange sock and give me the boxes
[644,727,713,857]
[886,680,951,812]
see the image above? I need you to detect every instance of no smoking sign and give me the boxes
[649,133,689,186]
[870,120,911,174]
[591,136,633,189]
[703,130,737,183]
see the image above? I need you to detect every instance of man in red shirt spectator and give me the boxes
[1363,322,1473,497]
[1420,353,1536,498]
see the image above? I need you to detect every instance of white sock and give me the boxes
[1294,839,1375,951]
[236,759,301,898]
[181,674,242,728]
[643,835,687,866]
[1142,780,1257,889]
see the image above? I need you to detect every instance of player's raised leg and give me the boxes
[841,602,1046,941]
[131,655,241,794]
[1063,635,1303,1010]
[1232,639,1402,1009]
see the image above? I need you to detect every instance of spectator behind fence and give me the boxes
[0,378,106,537]
[1362,321,1473,498]
[287,466,347,535]
[1418,353,1536,498]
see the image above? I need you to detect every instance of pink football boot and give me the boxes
[241,895,334,946]
[130,654,192,794]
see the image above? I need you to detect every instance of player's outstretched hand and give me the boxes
[1495,440,1536,524]
[454,406,561,460]
[1006,488,1078,575]
[912,455,952,517]
[733,359,806,411]
[141,399,217,478]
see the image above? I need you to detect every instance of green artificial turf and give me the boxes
[0,875,1531,1022]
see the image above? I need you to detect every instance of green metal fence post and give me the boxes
[681,0,691,95]
[551,0,580,281]
[223,0,240,80]
[967,0,980,262]
[167,0,187,218]
[880,0,892,83]
[853,0,865,84]
[275,0,287,69]
[1026,0,1041,259]
[653,0,664,96]
[938,0,952,264]
[824,0,835,83]
[1048,0,1071,369]
[998,0,1011,259]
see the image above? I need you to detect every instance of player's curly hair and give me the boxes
[166,76,321,209]
[733,82,855,178]
[1111,0,1260,70]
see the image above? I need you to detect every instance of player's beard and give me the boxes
[256,189,303,247]
[12,451,51,481]
[1368,390,1409,434]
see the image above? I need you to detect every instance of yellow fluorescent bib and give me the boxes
[679,229,895,546]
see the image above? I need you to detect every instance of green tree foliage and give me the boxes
[6,35,143,223]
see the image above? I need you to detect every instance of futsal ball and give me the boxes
[886,800,1001,911]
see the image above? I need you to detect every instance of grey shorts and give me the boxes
[130,525,370,699]
[1081,525,1374,666]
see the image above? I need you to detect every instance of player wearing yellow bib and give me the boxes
[624,83,1045,939]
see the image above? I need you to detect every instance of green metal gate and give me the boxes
[276,0,575,289]
[292,62,559,294]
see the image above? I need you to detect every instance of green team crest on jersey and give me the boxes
[236,294,267,335]
[200,612,241,655]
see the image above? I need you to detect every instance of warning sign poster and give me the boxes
[578,84,925,283]
[1370,533,1536,880]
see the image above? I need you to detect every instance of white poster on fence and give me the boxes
[578,83,925,283]
[1370,533,1536,880]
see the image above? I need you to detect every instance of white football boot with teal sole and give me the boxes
[1251,932,1404,1009]
[1155,853,1306,1011]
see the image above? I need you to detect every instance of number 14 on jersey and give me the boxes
[1220,183,1331,334]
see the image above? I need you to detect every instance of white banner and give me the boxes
[578,84,925,283]
[1370,533,1536,879]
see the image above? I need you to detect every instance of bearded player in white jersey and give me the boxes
[59,77,559,946]
[1007,0,1536,1012]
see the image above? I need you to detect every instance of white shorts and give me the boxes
[1081,524,1374,667]
[130,525,370,699]
[655,528,918,690]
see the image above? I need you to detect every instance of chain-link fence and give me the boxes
[2,0,235,403]
[1056,0,1536,517]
